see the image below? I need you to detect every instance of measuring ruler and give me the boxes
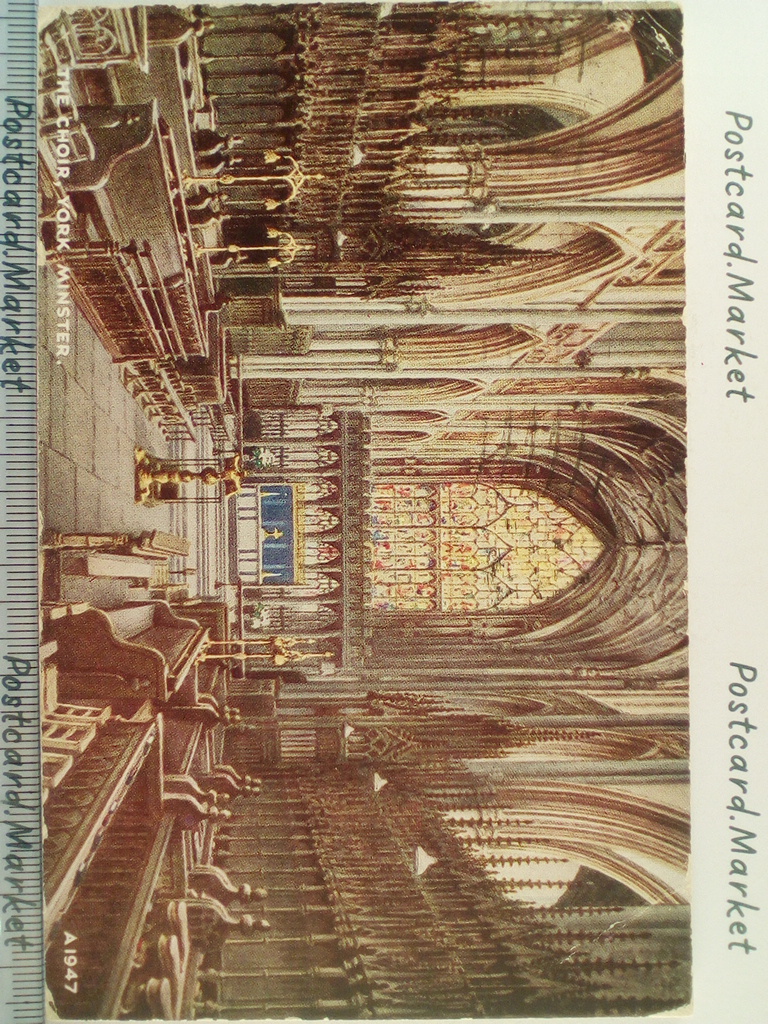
[0,0,45,1021]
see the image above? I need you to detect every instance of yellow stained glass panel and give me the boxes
[370,481,602,612]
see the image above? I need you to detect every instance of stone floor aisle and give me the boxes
[38,265,234,608]
[38,266,174,538]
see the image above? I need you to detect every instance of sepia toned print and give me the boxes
[37,3,688,1019]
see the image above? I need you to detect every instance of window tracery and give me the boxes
[370,481,602,612]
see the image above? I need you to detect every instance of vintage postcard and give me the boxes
[27,1,761,1021]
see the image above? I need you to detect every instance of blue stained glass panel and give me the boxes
[260,485,295,584]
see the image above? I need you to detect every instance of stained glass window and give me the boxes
[370,481,602,612]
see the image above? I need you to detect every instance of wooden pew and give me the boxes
[50,601,209,701]
[44,529,191,559]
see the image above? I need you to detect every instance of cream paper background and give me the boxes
[35,1,768,1022]
[684,2,768,1023]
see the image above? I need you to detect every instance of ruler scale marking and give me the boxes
[0,0,44,1021]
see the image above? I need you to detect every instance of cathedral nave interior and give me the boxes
[37,4,689,1019]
